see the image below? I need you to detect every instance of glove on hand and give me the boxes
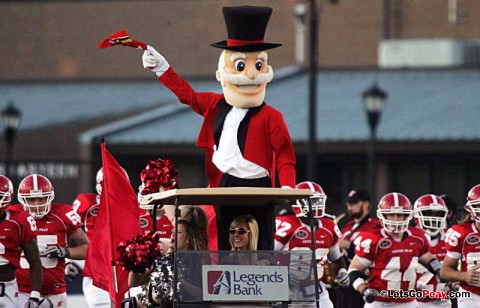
[289,273,301,287]
[24,298,40,308]
[44,245,69,259]
[362,288,379,304]
[142,45,170,77]
[337,271,351,288]
[65,261,81,281]
[450,282,460,291]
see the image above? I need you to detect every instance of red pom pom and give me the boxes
[117,231,163,273]
[139,158,179,196]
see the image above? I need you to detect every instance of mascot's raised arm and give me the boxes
[99,6,296,250]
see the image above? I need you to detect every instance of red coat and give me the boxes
[159,67,296,187]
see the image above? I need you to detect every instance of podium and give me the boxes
[140,188,320,308]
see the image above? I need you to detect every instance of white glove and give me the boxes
[65,261,81,281]
[24,298,39,308]
[24,291,41,308]
[43,245,69,259]
[450,282,460,291]
[336,270,350,288]
[362,288,379,303]
[142,45,170,77]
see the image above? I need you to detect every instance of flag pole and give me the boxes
[100,139,119,303]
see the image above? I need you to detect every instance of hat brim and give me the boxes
[211,40,281,52]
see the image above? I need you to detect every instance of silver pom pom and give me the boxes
[149,254,178,302]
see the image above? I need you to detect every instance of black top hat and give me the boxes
[211,6,282,52]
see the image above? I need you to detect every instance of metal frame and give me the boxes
[140,187,319,308]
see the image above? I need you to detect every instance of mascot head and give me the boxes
[212,6,281,108]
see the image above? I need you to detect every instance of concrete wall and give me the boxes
[2,0,479,81]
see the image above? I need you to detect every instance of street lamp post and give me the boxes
[362,84,387,203]
[2,102,22,178]
[307,0,319,181]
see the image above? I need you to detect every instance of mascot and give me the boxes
[100,6,296,250]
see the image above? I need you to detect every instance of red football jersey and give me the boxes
[0,209,36,268]
[341,216,382,243]
[445,222,480,295]
[416,229,449,301]
[139,210,173,239]
[341,215,382,260]
[354,227,430,303]
[72,192,99,240]
[14,204,81,294]
[275,214,342,279]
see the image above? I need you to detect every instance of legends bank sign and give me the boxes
[202,265,289,301]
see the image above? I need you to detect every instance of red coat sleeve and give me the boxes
[158,67,222,116]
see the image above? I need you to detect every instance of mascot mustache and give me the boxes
[219,66,274,86]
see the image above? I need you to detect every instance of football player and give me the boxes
[274,181,350,308]
[0,175,42,308]
[348,192,442,308]
[13,174,88,308]
[440,184,480,307]
[337,189,382,308]
[414,194,450,307]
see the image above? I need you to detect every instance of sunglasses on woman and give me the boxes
[229,227,250,235]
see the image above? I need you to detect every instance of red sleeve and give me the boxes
[159,67,223,116]
[72,193,97,217]
[322,218,342,246]
[415,228,432,257]
[331,223,342,246]
[445,225,466,254]
[269,109,296,187]
[353,231,379,262]
[57,204,82,236]
[17,211,36,244]
[275,215,297,245]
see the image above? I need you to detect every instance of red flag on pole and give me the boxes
[85,142,142,307]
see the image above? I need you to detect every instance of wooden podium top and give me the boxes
[138,187,313,207]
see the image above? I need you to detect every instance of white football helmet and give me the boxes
[414,194,448,237]
[293,181,327,218]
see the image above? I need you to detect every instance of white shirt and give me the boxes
[212,107,269,179]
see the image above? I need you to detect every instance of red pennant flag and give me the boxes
[97,30,148,50]
[85,142,142,307]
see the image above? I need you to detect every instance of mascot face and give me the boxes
[216,49,274,108]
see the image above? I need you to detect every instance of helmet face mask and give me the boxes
[378,211,412,233]
[465,201,480,222]
[21,197,52,219]
[466,184,480,222]
[0,175,13,209]
[377,192,413,233]
[414,194,448,237]
[18,174,55,219]
[294,182,327,218]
